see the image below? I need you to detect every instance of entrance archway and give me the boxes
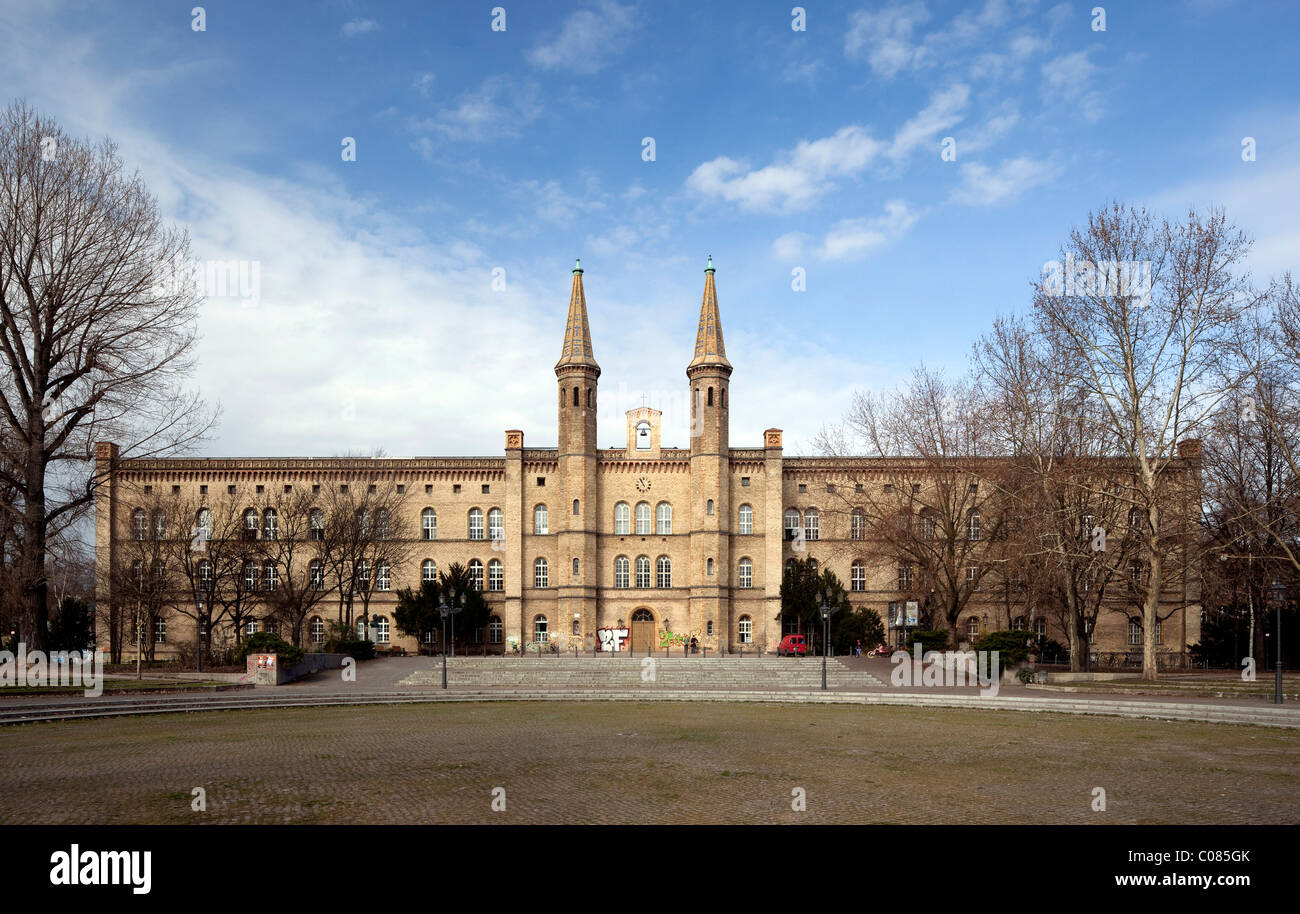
[630,608,656,653]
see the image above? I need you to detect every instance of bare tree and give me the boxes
[817,368,1010,639]
[1031,203,1255,679]
[0,101,214,650]
[256,488,337,648]
[317,482,411,632]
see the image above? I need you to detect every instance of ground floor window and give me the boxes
[966,616,980,640]
[154,617,166,643]
[310,617,324,644]
[533,615,548,643]
[738,616,752,643]
[246,621,259,636]
[489,616,502,643]
[374,615,389,644]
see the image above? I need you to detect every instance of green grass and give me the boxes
[0,678,243,697]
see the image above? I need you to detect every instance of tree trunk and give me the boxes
[22,439,49,651]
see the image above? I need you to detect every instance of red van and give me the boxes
[777,634,808,656]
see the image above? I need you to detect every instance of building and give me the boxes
[93,259,1202,662]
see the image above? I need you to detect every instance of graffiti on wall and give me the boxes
[596,628,629,652]
[658,630,689,648]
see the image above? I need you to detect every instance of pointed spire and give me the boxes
[556,258,599,372]
[689,255,731,371]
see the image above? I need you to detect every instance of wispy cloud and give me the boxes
[528,1,638,75]
[341,18,380,38]
[409,75,542,145]
[1041,49,1104,122]
[951,156,1059,205]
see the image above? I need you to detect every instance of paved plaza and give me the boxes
[1,701,1296,824]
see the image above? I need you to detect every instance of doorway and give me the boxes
[630,608,656,653]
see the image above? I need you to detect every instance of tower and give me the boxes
[555,259,600,647]
[688,256,733,651]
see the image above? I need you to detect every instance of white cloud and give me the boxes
[341,18,379,38]
[1041,49,1104,122]
[819,201,921,260]
[410,75,542,143]
[771,232,810,260]
[686,84,968,212]
[887,83,969,162]
[685,126,883,213]
[845,2,933,78]
[951,156,1059,205]
[528,1,638,75]
[412,72,436,96]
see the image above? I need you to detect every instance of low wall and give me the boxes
[1047,671,1141,683]
[247,653,350,686]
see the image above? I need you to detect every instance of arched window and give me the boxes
[572,557,579,576]
[738,615,753,644]
[635,555,651,588]
[261,508,277,541]
[615,556,630,588]
[784,509,801,541]
[488,616,503,644]
[488,558,503,591]
[468,508,484,540]
[635,502,652,535]
[636,421,651,449]
[310,508,325,541]
[804,508,819,541]
[738,504,753,535]
[242,508,258,540]
[707,386,714,406]
[422,559,437,583]
[656,556,672,588]
[656,502,672,534]
[376,509,391,540]
[132,509,148,541]
[468,559,483,591]
[738,558,753,589]
[851,561,866,592]
[706,557,715,576]
[572,386,579,407]
[706,499,714,516]
[357,560,370,589]
[422,508,437,540]
[377,560,391,592]
[309,559,323,589]
[196,508,212,542]
[374,615,390,644]
[488,508,504,542]
[851,509,866,541]
[967,616,981,640]
[614,502,631,535]
[356,509,371,537]
[533,615,549,643]
[310,616,325,644]
[152,511,167,541]
[533,557,548,588]
[534,504,548,534]
[967,509,981,541]
[573,499,580,515]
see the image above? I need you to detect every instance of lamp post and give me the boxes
[1271,579,1285,705]
[438,600,463,689]
[820,602,838,690]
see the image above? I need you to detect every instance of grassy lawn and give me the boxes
[0,702,1295,824]
[0,679,244,697]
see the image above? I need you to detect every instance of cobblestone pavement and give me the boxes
[1,702,1296,824]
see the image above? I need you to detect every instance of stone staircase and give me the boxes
[399,656,883,690]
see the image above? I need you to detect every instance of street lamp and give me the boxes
[438,600,462,690]
[1270,579,1285,705]
[819,602,838,690]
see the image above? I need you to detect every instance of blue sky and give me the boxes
[2,0,1298,457]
